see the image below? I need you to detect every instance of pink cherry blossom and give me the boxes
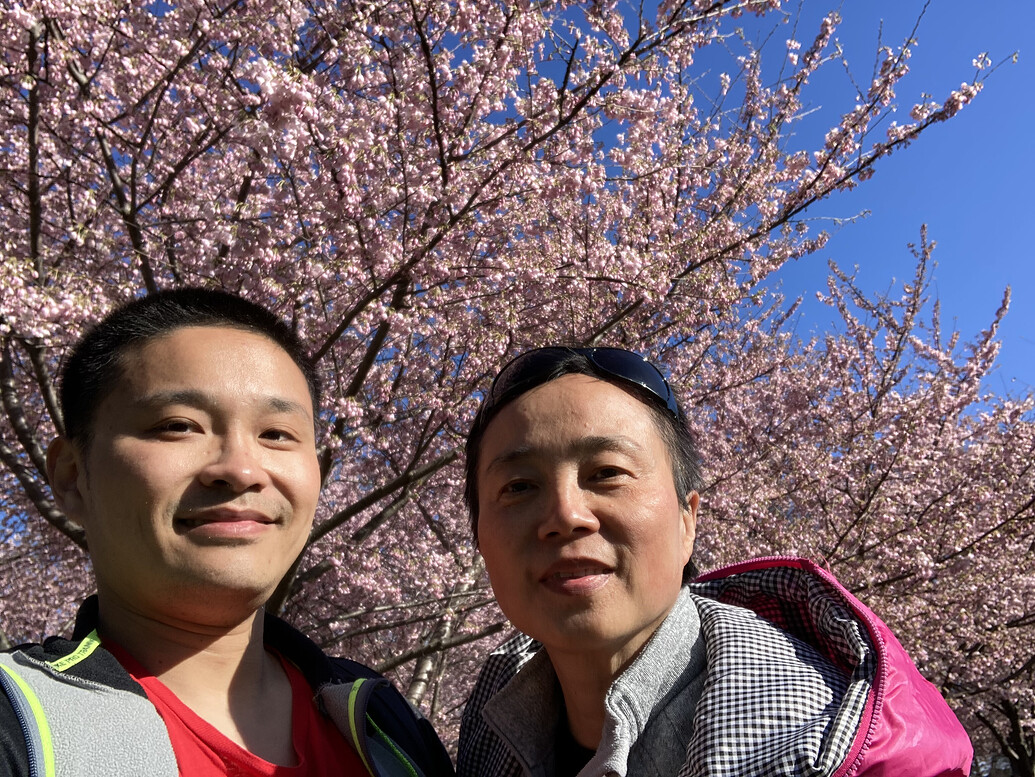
[1,0,1027,764]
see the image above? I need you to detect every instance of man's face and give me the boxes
[476,373,697,675]
[49,325,321,624]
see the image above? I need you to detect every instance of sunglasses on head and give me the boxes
[482,347,680,421]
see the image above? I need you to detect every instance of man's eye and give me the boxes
[261,429,292,441]
[154,419,195,434]
[501,481,533,495]
[594,467,622,480]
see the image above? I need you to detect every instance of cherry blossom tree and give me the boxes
[687,232,1034,771]
[1,0,1028,762]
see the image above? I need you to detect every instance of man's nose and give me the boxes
[537,476,599,539]
[198,432,271,492]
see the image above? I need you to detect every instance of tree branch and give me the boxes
[26,24,44,284]
[378,620,507,675]
[0,439,86,549]
[310,448,459,544]
[0,339,48,480]
[96,130,158,293]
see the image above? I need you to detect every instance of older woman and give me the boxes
[457,347,972,777]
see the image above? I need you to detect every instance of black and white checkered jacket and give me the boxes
[457,557,972,777]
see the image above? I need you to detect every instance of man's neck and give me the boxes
[97,599,297,765]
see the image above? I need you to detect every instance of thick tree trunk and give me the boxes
[978,698,1035,777]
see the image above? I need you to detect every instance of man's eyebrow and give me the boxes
[266,396,313,419]
[136,390,312,420]
[135,389,209,409]
[484,435,642,472]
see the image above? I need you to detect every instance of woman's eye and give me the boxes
[501,480,533,495]
[595,466,622,480]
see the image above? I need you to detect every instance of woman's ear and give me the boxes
[680,491,699,562]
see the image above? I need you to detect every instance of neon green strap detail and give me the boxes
[0,664,56,777]
[348,679,377,775]
[48,630,102,673]
[366,715,419,777]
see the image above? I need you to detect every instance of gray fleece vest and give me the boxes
[1,631,425,777]
[0,632,177,777]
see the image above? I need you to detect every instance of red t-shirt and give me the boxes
[107,643,368,776]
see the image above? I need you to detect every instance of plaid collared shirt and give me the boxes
[458,564,874,777]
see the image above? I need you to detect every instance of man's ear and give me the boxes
[680,491,699,563]
[46,437,88,521]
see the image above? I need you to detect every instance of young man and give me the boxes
[0,289,453,777]
[458,346,973,777]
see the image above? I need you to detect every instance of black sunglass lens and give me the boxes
[489,348,571,405]
[484,347,678,421]
[588,348,677,417]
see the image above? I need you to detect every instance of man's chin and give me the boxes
[153,574,282,627]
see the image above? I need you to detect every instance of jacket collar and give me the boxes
[481,589,706,777]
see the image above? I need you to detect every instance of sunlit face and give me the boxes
[48,326,321,624]
[476,374,697,675]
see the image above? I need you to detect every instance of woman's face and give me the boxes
[476,373,697,674]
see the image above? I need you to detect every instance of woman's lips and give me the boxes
[540,560,613,595]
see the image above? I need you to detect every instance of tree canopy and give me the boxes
[1,0,1031,765]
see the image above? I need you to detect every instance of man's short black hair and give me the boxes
[464,348,702,582]
[59,287,321,445]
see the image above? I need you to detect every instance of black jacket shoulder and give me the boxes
[265,612,455,776]
[3,602,454,777]
[0,670,29,777]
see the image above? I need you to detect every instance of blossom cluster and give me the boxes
[1,0,1025,758]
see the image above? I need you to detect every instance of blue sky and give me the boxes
[765,0,1034,396]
